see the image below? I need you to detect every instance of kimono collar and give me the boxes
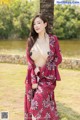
[27,34,55,67]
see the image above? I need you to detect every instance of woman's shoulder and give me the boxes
[48,33,59,43]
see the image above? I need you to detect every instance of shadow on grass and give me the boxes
[57,102,80,120]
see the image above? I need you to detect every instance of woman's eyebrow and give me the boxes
[34,21,41,24]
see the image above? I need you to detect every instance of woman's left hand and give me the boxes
[32,83,38,89]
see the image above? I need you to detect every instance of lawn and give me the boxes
[0,63,80,120]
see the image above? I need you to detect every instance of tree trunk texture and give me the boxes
[40,0,54,33]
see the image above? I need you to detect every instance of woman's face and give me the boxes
[33,17,47,33]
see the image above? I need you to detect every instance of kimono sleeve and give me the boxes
[54,35,62,66]
[26,48,37,84]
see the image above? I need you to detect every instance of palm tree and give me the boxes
[40,0,54,33]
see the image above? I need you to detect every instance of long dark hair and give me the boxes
[27,12,50,52]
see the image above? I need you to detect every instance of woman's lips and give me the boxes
[36,28,40,31]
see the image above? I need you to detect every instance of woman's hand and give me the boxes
[32,83,38,89]
[35,67,40,74]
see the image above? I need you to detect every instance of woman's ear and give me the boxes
[45,22,47,28]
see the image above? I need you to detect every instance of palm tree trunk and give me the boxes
[40,0,54,33]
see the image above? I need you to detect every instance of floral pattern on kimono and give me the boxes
[24,34,62,120]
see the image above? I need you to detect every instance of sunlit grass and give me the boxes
[0,63,80,120]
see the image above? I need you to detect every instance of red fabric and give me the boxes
[24,34,62,120]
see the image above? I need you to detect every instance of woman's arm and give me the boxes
[53,35,62,66]
[26,48,38,85]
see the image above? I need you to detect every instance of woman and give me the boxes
[24,13,62,120]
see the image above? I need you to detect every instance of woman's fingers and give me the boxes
[32,83,38,89]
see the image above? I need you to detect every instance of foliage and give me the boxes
[53,5,80,39]
[0,0,39,39]
[0,0,80,39]
[0,0,11,5]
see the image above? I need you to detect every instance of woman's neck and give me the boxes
[38,32,48,40]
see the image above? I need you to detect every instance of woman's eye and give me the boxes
[34,22,40,25]
[37,22,40,24]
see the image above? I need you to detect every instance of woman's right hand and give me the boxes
[32,83,38,89]
[35,67,40,74]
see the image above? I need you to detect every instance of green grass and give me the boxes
[0,63,80,120]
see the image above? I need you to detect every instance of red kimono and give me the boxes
[24,34,62,120]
